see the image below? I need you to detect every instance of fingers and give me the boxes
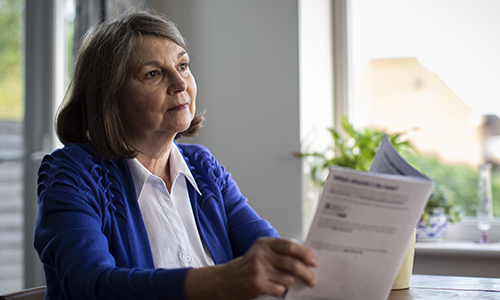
[253,237,318,288]
[255,271,291,297]
[270,252,317,288]
[268,238,318,268]
[184,239,318,300]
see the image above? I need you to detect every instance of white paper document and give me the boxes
[285,136,434,300]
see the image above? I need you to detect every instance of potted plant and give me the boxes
[416,185,462,241]
[296,115,417,186]
[297,115,462,240]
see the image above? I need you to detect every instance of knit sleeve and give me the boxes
[183,144,280,260]
[222,165,281,257]
[34,144,191,300]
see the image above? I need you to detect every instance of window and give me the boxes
[350,0,500,232]
[0,0,25,293]
[0,0,75,293]
[299,0,334,236]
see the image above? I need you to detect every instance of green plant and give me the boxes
[0,0,24,121]
[405,153,500,217]
[297,115,464,224]
[421,185,462,225]
[297,115,417,185]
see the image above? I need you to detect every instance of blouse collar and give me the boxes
[126,143,202,199]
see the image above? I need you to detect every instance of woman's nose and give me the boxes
[167,71,187,95]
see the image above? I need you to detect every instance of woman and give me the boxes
[34,10,317,300]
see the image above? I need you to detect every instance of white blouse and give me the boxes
[126,144,214,269]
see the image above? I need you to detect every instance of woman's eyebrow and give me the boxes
[141,51,188,67]
[143,60,162,67]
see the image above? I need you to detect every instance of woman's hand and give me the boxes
[184,237,318,300]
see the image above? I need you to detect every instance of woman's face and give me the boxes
[119,36,197,144]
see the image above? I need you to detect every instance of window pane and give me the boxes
[351,0,500,217]
[65,0,75,83]
[0,0,75,292]
[0,0,24,293]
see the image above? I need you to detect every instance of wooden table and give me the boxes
[388,274,500,299]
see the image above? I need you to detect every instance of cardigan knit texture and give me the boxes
[34,142,279,300]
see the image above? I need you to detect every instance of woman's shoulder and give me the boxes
[38,143,126,194]
[176,143,228,184]
[177,143,227,168]
[176,143,215,165]
[40,143,106,171]
[47,142,98,159]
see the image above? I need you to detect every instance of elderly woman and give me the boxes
[34,10,317,300]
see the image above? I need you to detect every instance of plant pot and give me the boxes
[416,208,447,241]
[392,229,416,290]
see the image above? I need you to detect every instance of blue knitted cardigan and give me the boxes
[34,142,279,300]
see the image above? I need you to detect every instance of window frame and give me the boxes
[23,0,60,288]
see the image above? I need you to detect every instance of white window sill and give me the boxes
[413,218,500,277]
[415,217,500,257]
[416,240,500,258]
[438,217,500,241]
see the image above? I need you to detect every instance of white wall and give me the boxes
[149,0,303,239]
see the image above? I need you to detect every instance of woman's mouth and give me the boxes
[168,103,189,111]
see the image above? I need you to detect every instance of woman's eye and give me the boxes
[179,63,189,71]
[146,70,160,78]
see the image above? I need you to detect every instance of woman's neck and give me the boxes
[133,136,175,192]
